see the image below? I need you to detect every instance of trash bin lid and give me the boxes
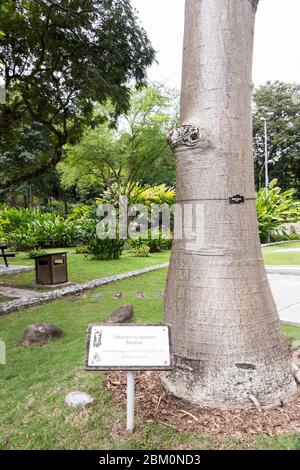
[33,252,68,258]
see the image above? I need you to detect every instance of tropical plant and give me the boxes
[97,183,175,207]
[0,207,88,249]
[147,229,173,252]
[27,247,47,259]
[67,204,92,221]
[256,179,300,242]
[129,184,176,206]
[128,229,172,253]
[0,207,36,232]
[130,242,150,258]
[87,237,124,261]
[75,245,89,255]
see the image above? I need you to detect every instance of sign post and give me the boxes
[0,64,5,104]
[127,371,135,432]
[85,324,173,433]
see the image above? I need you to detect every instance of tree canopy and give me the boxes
[0,0,155,191]
[253,81,300,196]
[58,84,178,202]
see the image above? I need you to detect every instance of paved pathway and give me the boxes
[0,262,299,326]
[0,263,169,315]
[266,265,300,276]
[0,285,38,300]
[0,265,34,276]
[268,274,300,326]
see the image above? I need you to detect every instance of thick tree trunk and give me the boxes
[163,0,298,409]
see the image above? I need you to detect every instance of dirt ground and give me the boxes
[106,371,300,438]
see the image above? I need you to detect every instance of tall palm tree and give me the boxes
[163,0,298,409]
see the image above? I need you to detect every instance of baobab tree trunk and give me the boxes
[163,0,298,409]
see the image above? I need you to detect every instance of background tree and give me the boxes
[0,122,51,184]
[0,121,56,207]
[59,85,177,202]
[0,0,10,39]
[163,0,297,409]
[0,0,155,192]
[253,82,300,196]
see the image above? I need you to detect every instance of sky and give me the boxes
[131,0,300,90]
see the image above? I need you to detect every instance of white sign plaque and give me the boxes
[85,324,173,370]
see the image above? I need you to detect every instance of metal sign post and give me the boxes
[127,371,135,432]
[85,323,174,433]
[0,64,5,104]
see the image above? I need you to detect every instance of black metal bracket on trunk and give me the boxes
[229,195,245,205]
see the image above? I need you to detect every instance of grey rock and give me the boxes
[68,294,83,302]
[107,304,134,323]
[113,292,123,299]
[19,323,64,347]
[91,293,103,302]
[136,291,145,299]
[66,391,94,408]
[154,291,164,299]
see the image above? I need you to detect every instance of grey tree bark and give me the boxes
[162,0,298,409]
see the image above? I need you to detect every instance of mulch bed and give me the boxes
[106,371,300,437]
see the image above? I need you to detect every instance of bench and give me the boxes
[0,253,17,267]
[0,244,18,267]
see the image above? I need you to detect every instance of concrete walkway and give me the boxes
[0,265,34,276]
[268,273,300,326]
[0,285,38,300]
[0,262,299,326]
[266,265,300,276]
[0,263,169,316]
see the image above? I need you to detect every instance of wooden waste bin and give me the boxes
[35,252,68,285]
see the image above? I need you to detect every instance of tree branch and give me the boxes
[0,146,63,194]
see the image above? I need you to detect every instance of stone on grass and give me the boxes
[107,304,134,323]
[113,292,123,299]
[68,294,83,302]
[91,293,103,302]
[154,291,164,299]
[136,291,145,299]
[19,323,64,347]
[66,391,94,408]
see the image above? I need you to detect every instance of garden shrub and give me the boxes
[147,229,172,252]
[96,183,176,207]
[128,230,172,253]
[0,207,90,250]
[27,248,48,259]
[131,242,150,257]
[256,179,300,243]
[75,245,89,254]
[87,237,124,260]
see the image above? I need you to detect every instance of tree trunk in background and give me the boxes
[163,0,298,409]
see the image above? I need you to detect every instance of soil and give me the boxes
[106,371,300,437]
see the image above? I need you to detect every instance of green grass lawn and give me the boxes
[1,241,299,291]
[0,268,300,450]
[263,242,300,266]
[0,249,170,288]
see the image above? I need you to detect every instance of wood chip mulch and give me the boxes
[106,371,300,437]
